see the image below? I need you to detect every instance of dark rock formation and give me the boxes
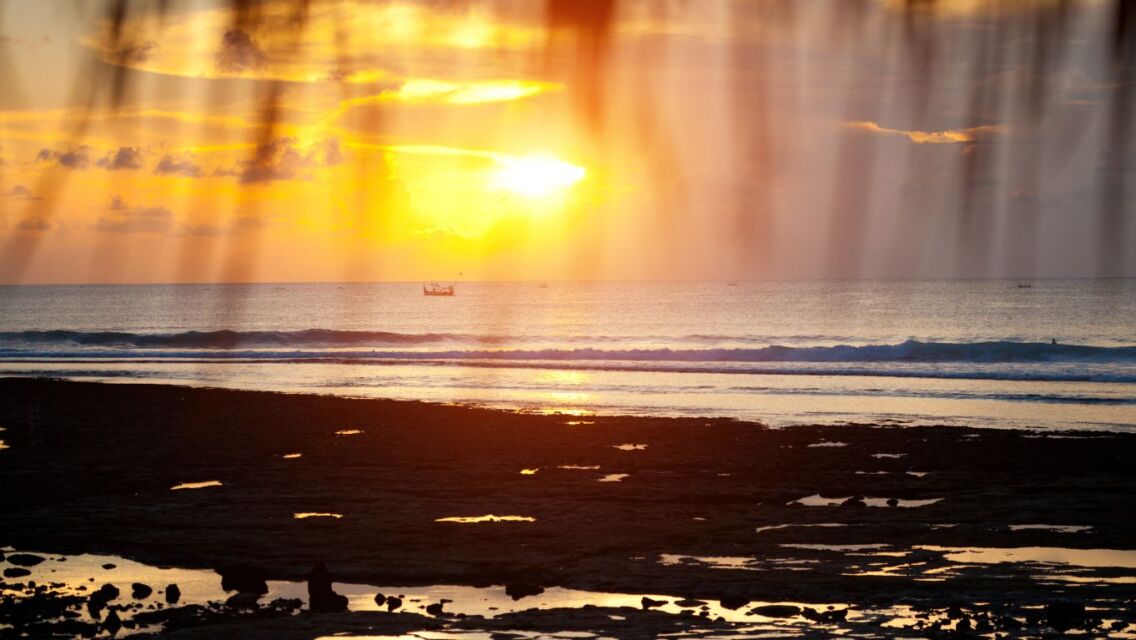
[306,563,348,612]
[218,565,268,594]
[6,553,46,567]
[102,609,122,635]
[1046,601,1086,632]
[131,583,152,599]
[719,595,750,610]
[750,604,801,618]
[505,580,545,600]
[164,584,181,604]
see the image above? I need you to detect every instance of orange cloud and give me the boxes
[845,121,1006,144]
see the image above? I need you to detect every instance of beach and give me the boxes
[2,378,1135,637]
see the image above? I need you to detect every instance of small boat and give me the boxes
[1016,283,1032,289]
[423,283,454,296]
[538,282,549,289]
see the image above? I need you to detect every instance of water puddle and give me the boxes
[781,544,889,552]
[0,547,852,631]
[294,512,343,519]
[169,480,222,491]
[335,429,364,436]
[838,545,1136,586]
[598,474,629,483]
[519,468,539,475]
[789,494,942,508]
[856,470,931,477]
[920,546,1136,569]
[612,444,647,451]
[558,465,600,470]
[435,515,535,524]
[658,555,756,571]
[3,547,1131,638]
[754,523,848,533]
[1009,524,1092,533]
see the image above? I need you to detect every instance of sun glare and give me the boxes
[492,153,586,198]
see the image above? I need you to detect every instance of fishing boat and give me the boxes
[423,282,455,296]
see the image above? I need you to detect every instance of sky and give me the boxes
[0,0,1133,284]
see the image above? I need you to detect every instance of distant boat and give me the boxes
[538,282,549,289]
[423,283,454,296]
[1016,283,1032,289]
[727,281,739,287]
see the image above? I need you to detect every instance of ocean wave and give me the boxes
[0,329,487,348]
[1,333,1134,364]
[2,355,1136,384]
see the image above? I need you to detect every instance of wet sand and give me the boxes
[2,378,1135,637]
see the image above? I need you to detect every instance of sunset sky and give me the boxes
[0,0,1133,284]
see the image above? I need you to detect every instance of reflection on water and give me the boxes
[598,474,629,483]
[612,444,647,451]
[519,468,539,475]
[790,494,942,508]
[659,555,757,571]
[558,465,600,470]
[282,452,302,459]
[782,544,889,552]
[335,429,364,436]
[808,441,847,448]
[921,546,1136,570]
[294,512,343,519]
[169,480,222,491]
[4,547,1134,638]
[1009,524,1092,534]
[755,523,849,533]
[435,515,535,523]
[0,440,8,450]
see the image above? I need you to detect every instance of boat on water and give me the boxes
[423,283,455,296]
[1017,283,1033,289]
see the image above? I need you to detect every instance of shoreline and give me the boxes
[3,378,1136,636]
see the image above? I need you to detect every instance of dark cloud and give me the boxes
[154,153,203,177]
[178,213,278,237]
[216,29,266,73]
[17,217,53,232]
[235,214,274,229]
[96,147,145,170]
[95,196,173,234]
[181,222,228,237]
[222,137,344,184]
[37,146,92,169]
[115,40,157,64]
[6,185,40,200]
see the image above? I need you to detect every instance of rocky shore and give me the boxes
[1,378,1134,637]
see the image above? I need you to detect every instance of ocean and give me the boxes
[1,279,1133,431]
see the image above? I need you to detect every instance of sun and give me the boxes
[492,152,586,198]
